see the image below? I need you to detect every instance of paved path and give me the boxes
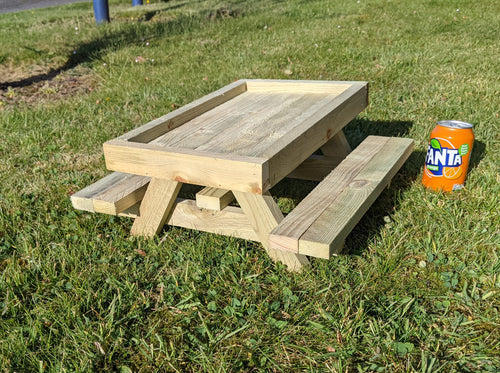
[0,0,90,14]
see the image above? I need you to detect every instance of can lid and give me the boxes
[437,120,474,129]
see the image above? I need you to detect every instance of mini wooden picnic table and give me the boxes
[72,80,413,271]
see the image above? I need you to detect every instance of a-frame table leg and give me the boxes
[233,190,309,272]
[130,178,182,237]
[321,130,352,158]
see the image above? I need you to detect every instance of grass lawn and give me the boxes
[0,0,499,371]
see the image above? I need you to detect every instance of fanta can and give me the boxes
[422,120,474,192]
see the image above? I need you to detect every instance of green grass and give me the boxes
[0,0,499,371]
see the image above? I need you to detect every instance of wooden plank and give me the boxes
[286,154,345,181]
[287,131,352,181]
[130,178,182,237]
[196,93,334,157]
[92,174,150,215]
[152,92,275,150]
[233,190,309,272]
[196,187,234,211]
[70,172,138,213]
[119,199,259,241]
[103,139,270,194]
[245,80,355,94]
[265,82,368,188]
[320,130,352,158]
[299,137,414,258]
[168,200,257,241]
[269,136,388,253]
[116,80,247,143]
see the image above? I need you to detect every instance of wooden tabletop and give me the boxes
[103,80,368,194]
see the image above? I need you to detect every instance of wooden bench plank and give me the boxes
[269,136,413,258]
[196,187,234,211]
[70,172,150,214]
[269,136,389,253]
[299,137,414,258]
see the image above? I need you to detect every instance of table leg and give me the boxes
[233,190,309,272]
[130,178,182,237]
[321,130,352,158]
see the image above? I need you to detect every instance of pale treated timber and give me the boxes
[92,174,149,215]
[130,178,182,237]
[269,136,390,253]
[245,80,355,94]
[286,154,345,181]
[192,93,334,158]
[288,131,352,181]
[116,80,248,143]
[70,172,150,214]
[320,130,352,158]
[70,172,127,213]
[233,190,309,272]
[264,82,368,188]
[196,187,234,211]
[300,137,414,258]
[168,200,258,241]
[108,199,259,241]
[103,140,269,194]
[152,92,285,151]
[269,136,414,259]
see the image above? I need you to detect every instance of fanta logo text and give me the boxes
[425,138,463,174]
[426,147,462,168]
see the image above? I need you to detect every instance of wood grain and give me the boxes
[233,190,309,271]
[103,140,269,194]
[167,199,257,241]
[265,82,368,188]
[299,137,414,258]
[117,80,247,143]
[245,79,354,94]
[269,136,414,258]
[269,136,389,253]
[195,187,234,211]
[70,172,150,214]
[115,199,259,241]
[130,178,182,237]
[321,130,352,158]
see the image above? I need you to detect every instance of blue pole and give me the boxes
[132,0,143,6]
[93,0,110,24]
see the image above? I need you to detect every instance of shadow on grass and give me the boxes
[469,139,486,171]
[0,5,202,90]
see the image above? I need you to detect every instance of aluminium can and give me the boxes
[422,120,474,192]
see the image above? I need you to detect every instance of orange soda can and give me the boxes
[422,120,474,192]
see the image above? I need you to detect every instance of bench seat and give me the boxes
[269,136,413,259]
[70,172,150,215]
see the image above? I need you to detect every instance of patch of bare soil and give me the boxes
[207,7,242,21]
[0,64,97,108]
